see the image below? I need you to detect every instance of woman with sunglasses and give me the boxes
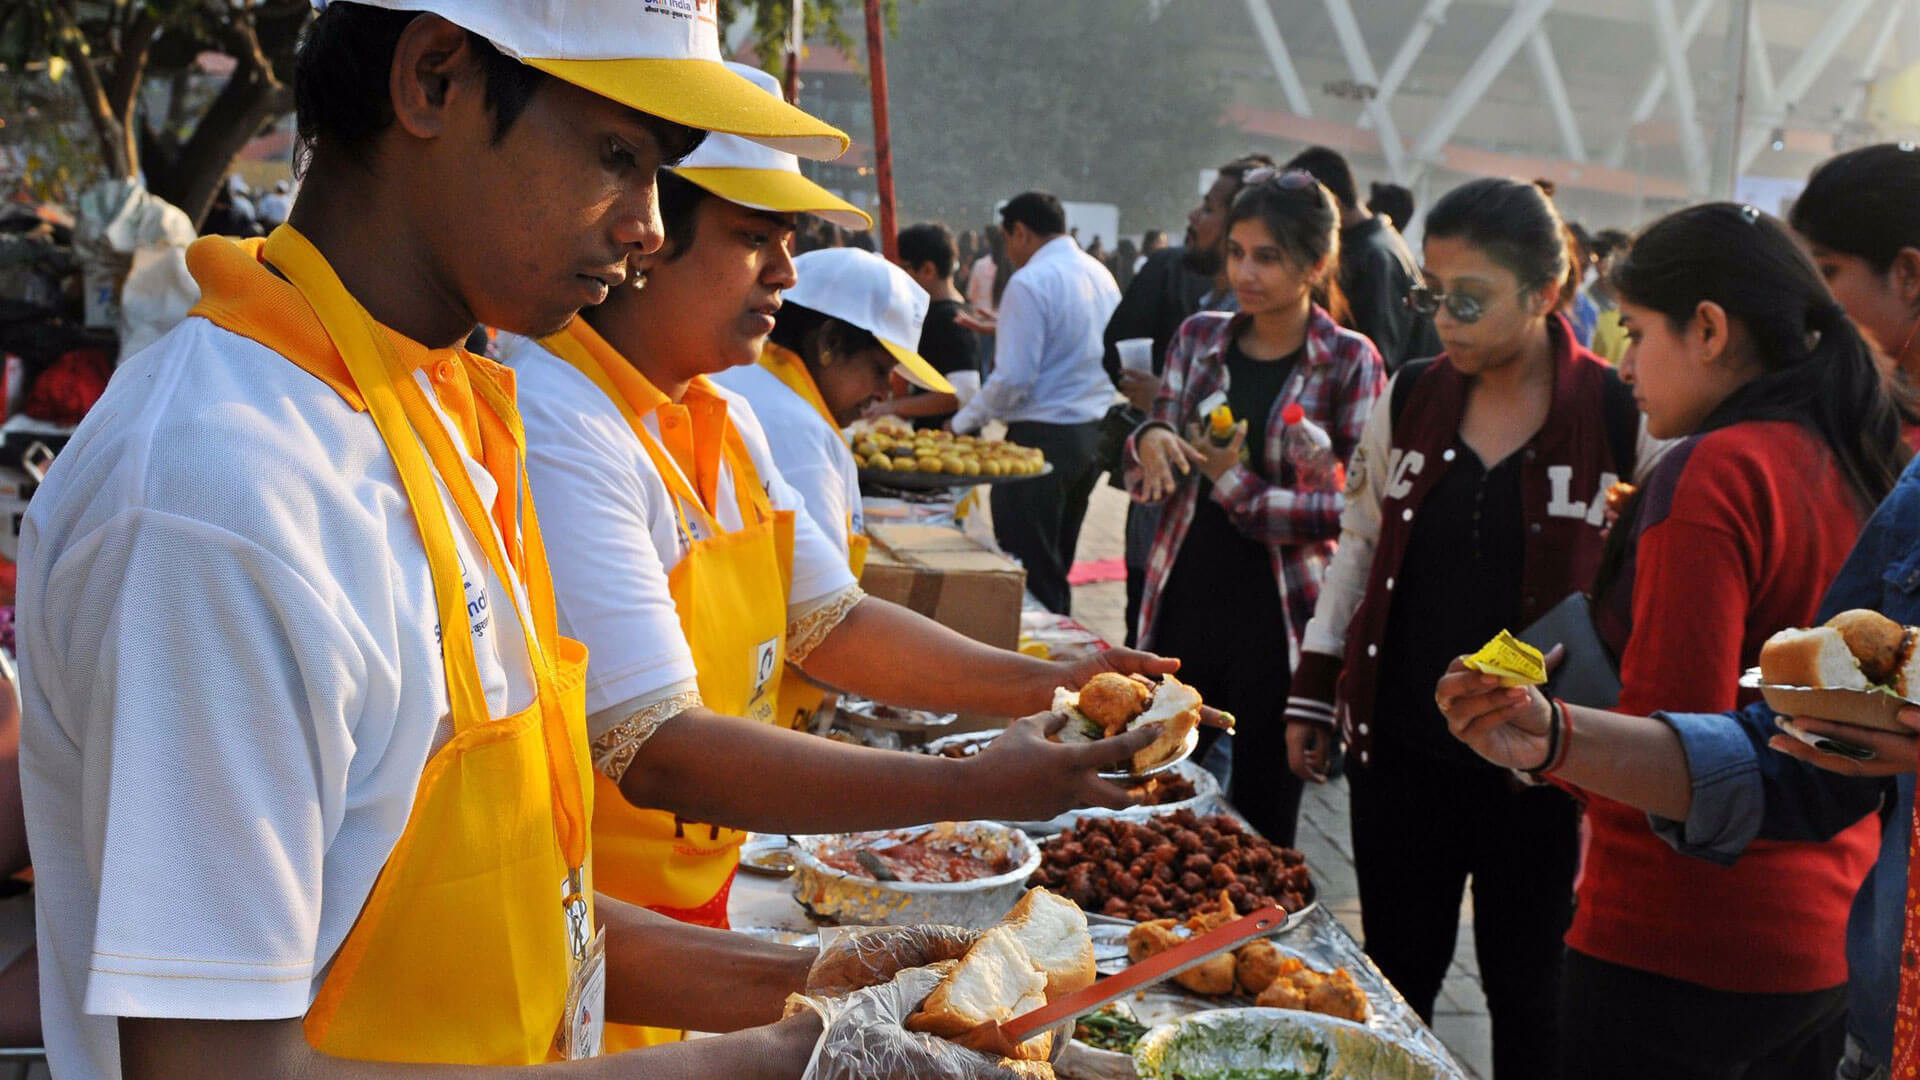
[1128,169,1384,849]
[1438,201,1909,1077]
[1282,177,1655,1078]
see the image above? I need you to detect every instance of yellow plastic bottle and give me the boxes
[1208,404,1235,446]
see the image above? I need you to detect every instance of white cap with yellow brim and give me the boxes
[786,248,954,394]
[307,0,848,160]
[670,62,871,230]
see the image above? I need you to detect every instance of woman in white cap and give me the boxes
[16,3,1030,1079]
[715,246,953,567]
[507,61,1206,1050]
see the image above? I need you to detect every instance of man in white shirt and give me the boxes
[951,191,1121,613]
[17,4,1013,1079]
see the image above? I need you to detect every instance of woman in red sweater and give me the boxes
[1447,203,1907,1077]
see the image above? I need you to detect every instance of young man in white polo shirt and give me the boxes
[505,66,1208,968]
[18,6,1028,1080]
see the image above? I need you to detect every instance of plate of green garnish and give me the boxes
[1132,1008,1447,1080]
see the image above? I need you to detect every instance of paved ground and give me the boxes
[1068,484,1495,1079]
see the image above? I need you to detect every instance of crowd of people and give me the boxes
[10,2,1920,1079]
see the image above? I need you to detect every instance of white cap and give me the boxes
[787,248,951,393]
[671,63,871,229]
[306,0,848,159]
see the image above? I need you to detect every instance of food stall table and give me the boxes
[725,855,1468,1077]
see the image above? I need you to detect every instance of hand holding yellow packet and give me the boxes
[1462,630,1548,687]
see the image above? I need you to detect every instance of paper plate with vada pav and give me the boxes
[1748,609,1920,733]
[1051,672,1204,779]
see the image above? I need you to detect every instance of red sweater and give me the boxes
[1575,421,1879,993]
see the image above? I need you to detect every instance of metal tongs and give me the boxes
[994,905,1289,1047]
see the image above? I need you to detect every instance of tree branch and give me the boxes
[105,7,163,133]
[148,47,290,226]
[47,0,135,178]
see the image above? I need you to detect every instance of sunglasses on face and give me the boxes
[1406,284,1524,324]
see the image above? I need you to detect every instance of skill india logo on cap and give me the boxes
[645,0,717,26]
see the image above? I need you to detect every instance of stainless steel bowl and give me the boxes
[1132,1008,1450,1080]
[790,821,1043,928]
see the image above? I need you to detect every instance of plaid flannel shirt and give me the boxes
[1124,306,1384,667]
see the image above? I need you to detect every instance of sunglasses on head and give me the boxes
[1239,166,1318,190]
[1407,284,1526,324]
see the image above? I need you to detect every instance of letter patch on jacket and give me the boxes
[1546,465,1621,526]
[1385,448,1426,501]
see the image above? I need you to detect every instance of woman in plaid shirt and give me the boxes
[1125,171,1385,847]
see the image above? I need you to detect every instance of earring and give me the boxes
[629,270,648,292]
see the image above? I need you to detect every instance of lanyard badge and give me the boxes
[555,868,606,1060]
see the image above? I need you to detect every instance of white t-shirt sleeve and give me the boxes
[45,507,365,1020]
[729,394,857,608]
[517,365,699,721]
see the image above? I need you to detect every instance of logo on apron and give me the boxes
[752,637,779,698]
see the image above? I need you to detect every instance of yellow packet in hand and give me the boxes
[1463,630,1548,687]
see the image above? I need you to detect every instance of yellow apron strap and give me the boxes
[758,344,843,438]
[546,327,770,534]
[263,228,491,734]
[465,369,563,654]
[263,225,587,874]
[720,421,776,526]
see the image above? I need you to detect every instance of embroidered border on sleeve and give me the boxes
[786,585,866,665]
[591,690,702,783]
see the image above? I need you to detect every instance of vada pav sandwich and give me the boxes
[1050,672,1203,773]
[1761,609,1920,696]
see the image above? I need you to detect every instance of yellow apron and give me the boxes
[543,322,795,919]
[756,344,870,731]
[542,323,794,1050]
[193,228,597,1063]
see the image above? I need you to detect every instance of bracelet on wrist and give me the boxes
[1546,698,1574,775]
[1524,698,1565,777]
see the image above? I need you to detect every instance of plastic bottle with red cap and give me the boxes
[1279,402,1344,492]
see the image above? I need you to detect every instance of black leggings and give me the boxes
[1560,949,1847,1080]
[1150,578,1300,847]
[1347,744,1580,1080]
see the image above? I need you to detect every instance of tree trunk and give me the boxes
[146,58,289,228]
[54,35,135,179]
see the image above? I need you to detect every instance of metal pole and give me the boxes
[864,0,897,258]
[784,0,803,104]
[1725,0,1754,198]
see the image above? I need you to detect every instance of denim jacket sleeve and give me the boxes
[1646,459,1920,863]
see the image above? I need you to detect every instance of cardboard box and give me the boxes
[860,523,1025,652]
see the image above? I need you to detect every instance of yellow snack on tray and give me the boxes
[1462,630,1548,687]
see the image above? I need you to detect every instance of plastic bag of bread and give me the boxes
[806,923,981,997]
[905,889,1095,1061]
[788,962,1055,1080]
